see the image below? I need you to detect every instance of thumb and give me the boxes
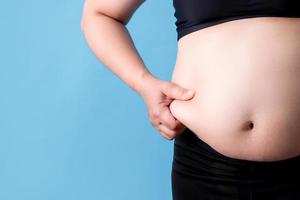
[162,82,195,100]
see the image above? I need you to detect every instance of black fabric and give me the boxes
[173,0,300,41]
[171,128,300,200]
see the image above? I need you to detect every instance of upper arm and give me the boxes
[81,0,146,25]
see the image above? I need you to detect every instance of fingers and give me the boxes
[157,125,177,140]
[157,123,187,140]
[150,107,183,130]
[145,80,194,140]
[150,107,187,140]
[160,107,184,130]
[161,81,195,101]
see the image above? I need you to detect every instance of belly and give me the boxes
[169,17,300,161]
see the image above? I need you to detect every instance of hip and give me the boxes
[171,128,300,200]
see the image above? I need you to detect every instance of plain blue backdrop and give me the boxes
[0,0,178,199]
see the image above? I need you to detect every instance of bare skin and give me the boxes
[81,0,300,161]
[170,17,300,161]
[81,0,194,140]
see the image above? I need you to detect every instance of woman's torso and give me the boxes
[169,17,300,161]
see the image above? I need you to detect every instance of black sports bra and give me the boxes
[173,0,300,41]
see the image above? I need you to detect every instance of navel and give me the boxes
[242,120,255,131]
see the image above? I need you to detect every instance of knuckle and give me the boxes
[148,113,157,122]
[150,108,160,118]
[148,113,155,121]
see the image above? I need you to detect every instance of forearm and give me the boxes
[81,12,154,94]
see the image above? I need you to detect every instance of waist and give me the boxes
[170,17,300,161]
[173,127,300,180]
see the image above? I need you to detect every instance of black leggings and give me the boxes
[171,128,300,200]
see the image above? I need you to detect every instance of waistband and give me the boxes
[173,127,300,177]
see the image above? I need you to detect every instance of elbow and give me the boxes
[80,12,125,34]
[96,10,128,25]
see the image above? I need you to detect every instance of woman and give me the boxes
[81,0,300,199]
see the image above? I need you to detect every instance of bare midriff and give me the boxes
[169,17,300,162]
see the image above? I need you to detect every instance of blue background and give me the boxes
[0,0,178,199]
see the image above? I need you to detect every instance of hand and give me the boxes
[137,74,195,140]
